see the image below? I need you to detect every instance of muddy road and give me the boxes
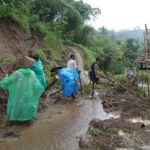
[1,83,150,150]
[1,76,150,150]
[0,97,119,150]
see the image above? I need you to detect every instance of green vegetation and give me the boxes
[0,57,12,63]
[137,87,147,97]
[90,127,102,134]
[137,70,147,82]
[0,0,144,79]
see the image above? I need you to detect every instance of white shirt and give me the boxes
[67,59,77,69]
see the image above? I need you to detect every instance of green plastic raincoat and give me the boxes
[0,68,44,121]
[30,60,47,89]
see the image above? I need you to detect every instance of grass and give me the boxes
[33,49,48,63]
[137,87,147,97]
[82,82,93,94]
[63,40,95,69]
[137,70,148,82]
[0,57,13,63]
[50,49,61,61]
[91,141,100,149]
[90,127,102,134]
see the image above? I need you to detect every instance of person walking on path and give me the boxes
[0,56,44,127]
[51,65,79,103]
[67,54,78,69]
[89,58,100,84]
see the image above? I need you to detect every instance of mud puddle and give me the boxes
[0,98,119,150]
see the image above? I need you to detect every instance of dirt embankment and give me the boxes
[0,20,45,78]
[0,20,44,59]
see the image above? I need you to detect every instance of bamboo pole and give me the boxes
[146,61,150,96]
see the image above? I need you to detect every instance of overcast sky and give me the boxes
[82,0,150,31]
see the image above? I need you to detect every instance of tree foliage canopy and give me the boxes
[0,0,143,73]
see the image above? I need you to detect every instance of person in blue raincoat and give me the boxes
[0,56,44,127]
[51,65,79,103]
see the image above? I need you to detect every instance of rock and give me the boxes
[102,100,107,104]
[103,103,109,108]
[3,131,20,138]
[141,123,145,128]
[108,103,112,107]
[40,102,48,109]
[113,102,120,107]
[38,105,42,112]
[106,94,111,97]
[89,118,100,125]
[120,98,126,102]
[79,134,94,148]
[41,92,47,98]
[102,92,106,95]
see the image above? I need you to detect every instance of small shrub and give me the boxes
[137,87,147,97]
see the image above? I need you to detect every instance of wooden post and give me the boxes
[124,67,127,78]
[146,61,150,97]
[133,67,136,77]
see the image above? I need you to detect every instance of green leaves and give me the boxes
[90,127,102,134]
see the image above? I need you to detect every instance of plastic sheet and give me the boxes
[0,68,44,121]
[30,60,47,88]
[58,68,79,96]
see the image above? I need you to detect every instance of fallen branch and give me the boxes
[100,75,114,83]
[118,84,148,101]
[100,75,148,101]
[45,77,58,91]
[49,88,62,97]
[0,66,5,75]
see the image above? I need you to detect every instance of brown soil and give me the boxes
[79,85,150,150]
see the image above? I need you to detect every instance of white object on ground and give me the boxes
[93,92,98,98]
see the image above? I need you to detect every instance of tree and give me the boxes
[74,25,95,46]
[99,26,108,35]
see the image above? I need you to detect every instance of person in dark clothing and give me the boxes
[89,58,100,84]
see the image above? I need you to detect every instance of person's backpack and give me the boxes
[88,69,92,80]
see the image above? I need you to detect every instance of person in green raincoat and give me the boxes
[0,56,44,127]
[28,50,46,89]
[30,54,47,89]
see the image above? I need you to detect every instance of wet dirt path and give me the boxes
[64,45,90,85]
[0,98,119,150]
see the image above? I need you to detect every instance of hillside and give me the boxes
[108,28,144,42]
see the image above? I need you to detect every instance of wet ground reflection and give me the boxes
[0,99,119,150]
